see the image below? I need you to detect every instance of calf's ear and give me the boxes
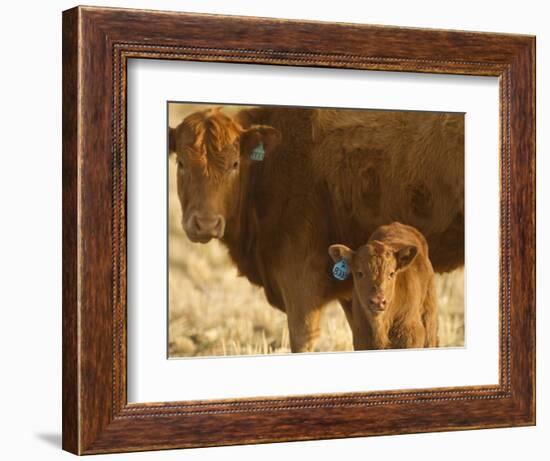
[395,245,418,270]
[328,244,355,263]
[241,125,281,160]
[168,127,177,154]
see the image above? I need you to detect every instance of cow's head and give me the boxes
[328,241,418,315]
[169,108,281,243]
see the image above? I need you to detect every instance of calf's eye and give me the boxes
[389,271,395,279]
[232,160,239,169]
[356,271,364,278]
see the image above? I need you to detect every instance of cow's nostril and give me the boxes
[192,215,202,231]
[215,217,225,238]
[193,215,208,232]
[191,214,225,237]
[214,217,222,232]
[195,215,214,231]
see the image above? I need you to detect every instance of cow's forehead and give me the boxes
[177,111,242,175]
[179,111,240,156]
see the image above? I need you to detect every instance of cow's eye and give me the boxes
[177,159,185,169]
[232,160,239,170]
[356,271,364,278]
[389,271,395,279]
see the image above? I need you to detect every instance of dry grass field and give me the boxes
[167,103,465,358]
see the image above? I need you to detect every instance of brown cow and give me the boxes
[329,222,438,350]
[169,106,462,352]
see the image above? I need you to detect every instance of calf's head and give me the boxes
[329,241,418,315]
[169,108,280,243]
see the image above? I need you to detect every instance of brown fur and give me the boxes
[169,107,461,352]
[329,222,438,349]
[312,109,464,273]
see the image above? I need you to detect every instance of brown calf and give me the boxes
[329,222,438,350]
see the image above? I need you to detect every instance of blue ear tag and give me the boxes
[250,142,265,161]
[332,259,350,281]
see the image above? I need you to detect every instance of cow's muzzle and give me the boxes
[184,213,225,243]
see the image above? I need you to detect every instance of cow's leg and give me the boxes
[350,299,375,350]
[339,298,354,330]
[286,303,322,353]
[278,273,324,353]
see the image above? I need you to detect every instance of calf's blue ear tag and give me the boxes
[332,259,350,281]
[250,142,265,161]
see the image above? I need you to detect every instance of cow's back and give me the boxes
[310,109,464,273]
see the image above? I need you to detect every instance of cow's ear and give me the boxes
[328,244,355,264]
[169,127,177,154]
[241,125,281,161]
[395,245,418,271]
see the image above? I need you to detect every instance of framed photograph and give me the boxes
[62,5,535,455]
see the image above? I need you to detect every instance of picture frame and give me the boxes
[62,5,535,455]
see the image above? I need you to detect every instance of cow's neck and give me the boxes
[221,163,263,286]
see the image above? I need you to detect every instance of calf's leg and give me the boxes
[394,314,426,349]
[369,318,392,349]
[422,283,439,347]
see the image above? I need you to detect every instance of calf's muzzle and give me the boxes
[367,295,387,313]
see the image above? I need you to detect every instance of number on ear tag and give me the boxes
[332,259,350,281]
[250,142,265,161]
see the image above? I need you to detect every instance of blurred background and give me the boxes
[168,103,465,357]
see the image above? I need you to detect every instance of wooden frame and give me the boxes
[62,5,536,455]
